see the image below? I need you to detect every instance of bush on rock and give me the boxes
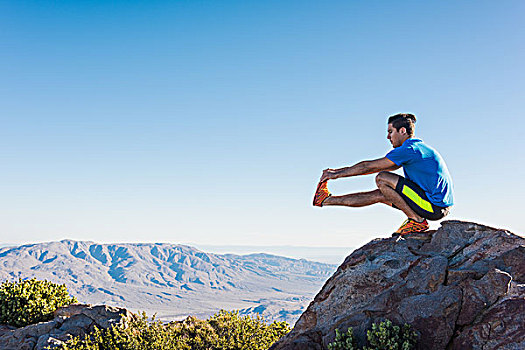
[59,310,291,350]
[0,278,78,327]
[328,320,418,350]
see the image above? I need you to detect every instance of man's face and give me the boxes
[387,123,407,148]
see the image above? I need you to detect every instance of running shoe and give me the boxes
[313,180,331,207]
[394,218,429,235]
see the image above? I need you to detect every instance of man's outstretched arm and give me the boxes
[320,157,400,182]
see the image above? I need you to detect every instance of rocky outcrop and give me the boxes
[270,220,525,350]
[0,304,134,350]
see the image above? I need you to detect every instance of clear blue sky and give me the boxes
[1,0,523,249]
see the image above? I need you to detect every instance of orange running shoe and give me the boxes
[395,218,429,235]
[313,180,331,207]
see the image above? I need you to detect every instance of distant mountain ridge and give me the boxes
[194,244,353,265]
[0,240,336,324]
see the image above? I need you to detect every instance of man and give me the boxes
[313,113,454,235]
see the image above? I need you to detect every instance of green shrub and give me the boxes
[328,320,418,350]
[208,310,291,349]
[0,278,78,327]
[363,319,417,350]
[59,310,291,350]
[328,327,357,350]
[58,313,183,350]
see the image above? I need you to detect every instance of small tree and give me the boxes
[0,278,78,327]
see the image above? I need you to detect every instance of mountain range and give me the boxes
[0,240,337,324]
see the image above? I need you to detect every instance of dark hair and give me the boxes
[388,113,416,137]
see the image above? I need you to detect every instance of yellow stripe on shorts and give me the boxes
[402,185,433,212]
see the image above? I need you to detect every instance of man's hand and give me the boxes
[320,168,340,183]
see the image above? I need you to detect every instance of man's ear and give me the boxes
[399,127,407,135]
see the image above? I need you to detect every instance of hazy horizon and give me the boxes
[0,240,352,265]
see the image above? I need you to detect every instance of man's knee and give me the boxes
[375,171,398,189]
[375,171,390,186]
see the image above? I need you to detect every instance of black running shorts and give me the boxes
[393,176,450,221]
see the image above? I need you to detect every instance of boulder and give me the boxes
[0,304,134,350]
[271,220,525,350]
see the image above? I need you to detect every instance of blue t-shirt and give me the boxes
[386,138,454,207]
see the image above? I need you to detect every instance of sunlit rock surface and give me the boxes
[270,221,525,350]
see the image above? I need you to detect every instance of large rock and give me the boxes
[0,304,133,350]
[270,220,525,350]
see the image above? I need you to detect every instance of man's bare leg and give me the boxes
[318,171,424,222]
[375,171,424,222]
[321,172,424,222]
[323,189,389,207]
